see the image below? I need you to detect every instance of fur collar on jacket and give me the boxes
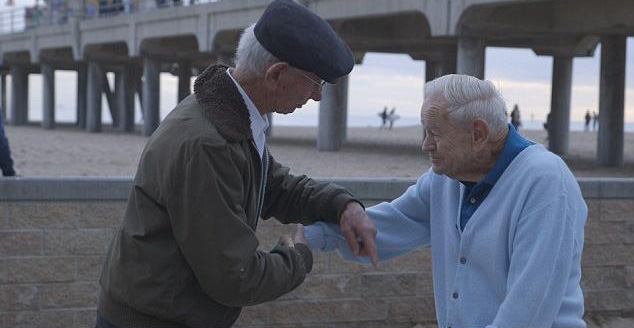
[193,64,253,142]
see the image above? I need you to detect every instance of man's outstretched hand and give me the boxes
[339,201,378,267]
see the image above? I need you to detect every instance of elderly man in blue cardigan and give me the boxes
[301,74,587,328]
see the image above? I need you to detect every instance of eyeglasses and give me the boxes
[293,69,326,90]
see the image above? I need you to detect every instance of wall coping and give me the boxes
[1,177,633,201]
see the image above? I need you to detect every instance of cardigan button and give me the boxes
[452,292,459,299]
[460,257,466,264]
[470,197,476,204]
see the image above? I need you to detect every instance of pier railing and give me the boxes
[0,0,221,35]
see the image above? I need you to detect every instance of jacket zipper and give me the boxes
[251,140,269,228]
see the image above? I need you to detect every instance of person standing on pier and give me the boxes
[0,113,15,177]
[96,1,377,327]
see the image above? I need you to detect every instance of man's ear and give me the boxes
[264,62,289,90]
[472,119,490,147]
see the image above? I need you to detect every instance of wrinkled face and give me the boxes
[421,92,474,180]
[271,67,323,115]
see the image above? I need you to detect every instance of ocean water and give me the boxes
[273,113,634,132]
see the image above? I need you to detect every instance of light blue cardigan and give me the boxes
[306,144,587,328]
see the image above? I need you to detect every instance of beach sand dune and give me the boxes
[4,125,634,178]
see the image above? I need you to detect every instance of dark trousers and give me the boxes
[95,314,118,328]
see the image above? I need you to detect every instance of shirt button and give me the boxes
[452,292,459,299]
[460,257,466,264]
[470,197,476,204]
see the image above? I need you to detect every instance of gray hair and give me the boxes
[234,24,280,79]
[424,74,507,135]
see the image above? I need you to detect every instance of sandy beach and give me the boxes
[4,124,634,178]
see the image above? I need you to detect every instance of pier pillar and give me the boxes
[117,65,136,132]
[87,60,103,133]
[177,61,191,103]
[142,56,161,136]
[9,65,28,125]
[42,63,55,129]
[548,56,573,156]
[426,60,444,82]
[317,75,348,151]
[77,63,87,129]
[597,35,626,166]
[457,37,485,79]
[1,74,6,120]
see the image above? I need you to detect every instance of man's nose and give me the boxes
[422,136,435,152]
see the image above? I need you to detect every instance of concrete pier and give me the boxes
[425,60,444,82]
[178,61,191,103]
[117,65,136,133]
[142,56,161,136]
[317,76,349,151]
[457,37,485,79]
[548,56,573,156]
[9,65,29,126]
[42,63,56,129]
[1,74,6,120]
[87,61,103,133]
[597,35,626,167]
[77,64,87,129]
[102,71,119,128]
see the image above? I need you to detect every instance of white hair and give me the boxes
[424,74,507,135]
[234,24,280,79]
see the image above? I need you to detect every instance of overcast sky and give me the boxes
[2,1,633,125]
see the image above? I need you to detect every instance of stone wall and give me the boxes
[0,178,632,328]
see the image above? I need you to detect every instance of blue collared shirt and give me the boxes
[459,124,534,231]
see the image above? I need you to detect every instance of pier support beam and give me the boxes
[142,56,161,136]
[177,61,191,103]
[117,65,136,132]
[87,60,103,133]
[9,65,28,125]
[1,74,7,120]
[457,37,485,79]
[597,35,626,167]
[317,75,348,151]
[548,56,573,156]
[77,64,87,129]
[42,63,55,129]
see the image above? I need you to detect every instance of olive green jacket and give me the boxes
[98,65,358,328]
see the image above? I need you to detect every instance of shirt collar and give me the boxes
[225,68,269,140]
[481,123,535,186]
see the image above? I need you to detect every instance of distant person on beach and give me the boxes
[387,107,399,129]
[378,106,388,129]
[584,110,591,131]
[0,114,16,177]
[593,111,599,131]
[510,103,521,130]
[96,1,377,328]
[301,74,588,328]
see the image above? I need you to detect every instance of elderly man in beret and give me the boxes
[96,1,377,327]
[302,74,588,328]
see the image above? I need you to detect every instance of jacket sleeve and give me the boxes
[305,170,433,262]
[166,142,312,308]
[262,152,360,225]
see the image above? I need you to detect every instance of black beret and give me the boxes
[254,0,354,84]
